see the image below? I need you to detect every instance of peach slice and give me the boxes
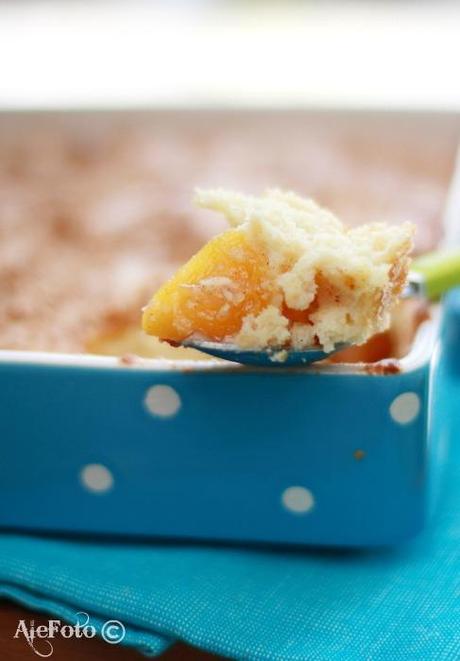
[142,229,275,343]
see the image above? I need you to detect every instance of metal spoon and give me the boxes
[181,340,350,366]
[181,250,460,366]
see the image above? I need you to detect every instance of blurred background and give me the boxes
[1,0,460,111]
[1,0,459,358]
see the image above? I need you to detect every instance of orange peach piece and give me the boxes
[142,229,275,343]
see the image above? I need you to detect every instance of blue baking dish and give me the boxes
[0,287,458,548]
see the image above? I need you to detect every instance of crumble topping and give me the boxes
[194,189,414,352]
[0,113,454,354]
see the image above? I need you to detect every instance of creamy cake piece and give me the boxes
[143,189,414,354]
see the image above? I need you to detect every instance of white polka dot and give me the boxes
[389,392,421,425]
[144,385,181,418]
[80,464,114,493]
[282,486,315,514]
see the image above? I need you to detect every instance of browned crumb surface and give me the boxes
[0,111,458,353]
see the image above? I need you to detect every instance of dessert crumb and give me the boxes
[119,353,140,366]
[270,350,289,363]
[364,359,401,375]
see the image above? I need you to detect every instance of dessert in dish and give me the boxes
[0,112,455,360]
[142,189,414,354]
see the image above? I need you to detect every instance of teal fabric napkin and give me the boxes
[1,344,459,659]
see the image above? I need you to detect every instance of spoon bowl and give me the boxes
[182,340,349,366]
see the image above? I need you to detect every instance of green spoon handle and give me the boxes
[411,249,460,300]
